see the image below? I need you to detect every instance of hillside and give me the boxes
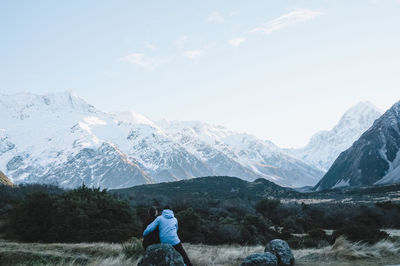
[0,171,13,187]
[112,176,300,206]
[112,175,400,207]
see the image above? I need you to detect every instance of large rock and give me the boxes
[241,252,277,266]
[138,243,185,266]
[264,239,294,266]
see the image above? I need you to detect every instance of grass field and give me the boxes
[0,233,399,265]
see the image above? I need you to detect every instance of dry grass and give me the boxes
[1,236,400,266]
[185,243,264,266]
[294,236,400,266]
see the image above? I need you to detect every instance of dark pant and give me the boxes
[173,242,192,266]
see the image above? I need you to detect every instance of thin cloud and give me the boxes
[207,11,224,23]
[182,50,203,59]
[228,37,245,47]
[120,53,169,70]
[251,8,323,34]
[143,41,156,50]
[174,35,189,47]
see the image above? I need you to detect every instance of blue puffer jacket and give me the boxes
[143,209,181,245]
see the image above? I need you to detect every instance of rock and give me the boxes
[241,252,278,266]
[138,243,185,266]
[264,239,294,266]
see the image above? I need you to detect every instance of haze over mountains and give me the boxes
[0,91,392,189]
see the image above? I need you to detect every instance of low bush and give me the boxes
[8,185,140,243]
[332,223,389,244]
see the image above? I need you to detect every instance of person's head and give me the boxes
[148,206,158,218]
[163,205,172,211]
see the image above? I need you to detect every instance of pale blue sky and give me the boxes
[1,0,400,148]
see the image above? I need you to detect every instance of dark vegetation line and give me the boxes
[0,178,399,248]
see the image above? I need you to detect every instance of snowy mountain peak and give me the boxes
[0,91,95,118]
[113,111,156,126]
[315,99,400,190]
[334,101,382,131]
[289,102,382,171]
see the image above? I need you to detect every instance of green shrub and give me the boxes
[9,185,140,243]
[175,208,203,242]
[332,223,389,244]
[256,198,280,219]
[308,228,327,240]
[9,192,54,242]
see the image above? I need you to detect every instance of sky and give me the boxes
[1,0,400,148]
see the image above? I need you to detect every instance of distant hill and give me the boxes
[0,171,13,186]
[314,101,400,190]
[111,175,400,208]
[111,176,300,206]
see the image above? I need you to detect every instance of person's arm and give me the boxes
[175,218,178,231]
[143,216,160,237]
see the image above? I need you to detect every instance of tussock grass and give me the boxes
[294,236,400,266]
[325,236,400,259]
[1,236,400,266]
[185,243,264,266]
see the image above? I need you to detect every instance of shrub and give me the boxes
[175,208,203,242]
[9,185,140,243]
[9,192,54,242]
[332,223,389,244]
[308,228,327,240]
[256,198,280,219]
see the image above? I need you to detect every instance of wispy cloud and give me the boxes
[174,35,189,47]
[251,8,323,34]
[143,41,156,50]
[207,11,224,23]
[228,37,245,47]
[120,53,169,70]
[182,50,203,59]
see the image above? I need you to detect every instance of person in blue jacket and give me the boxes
[143,205,193,266]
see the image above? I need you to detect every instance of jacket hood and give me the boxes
[162,209,174,219]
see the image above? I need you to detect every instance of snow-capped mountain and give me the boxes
[0,91,324,188]
[0,92,154,188]
[289,102,382,171]
[314,101,400,190]
[156,120,324,187]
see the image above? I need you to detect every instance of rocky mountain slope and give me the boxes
[289,102,382,171]
[314,101,400,190]
[0,171,13,186]
[157,120,324,187]
[0,92,323,189]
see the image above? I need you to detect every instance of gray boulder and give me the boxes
[241,252,277,266]
[138,243,185,266]
[264,239,294,266]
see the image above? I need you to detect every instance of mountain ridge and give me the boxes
[0,91,323,188]
[314,100,400,190]
[288,102,382,171]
